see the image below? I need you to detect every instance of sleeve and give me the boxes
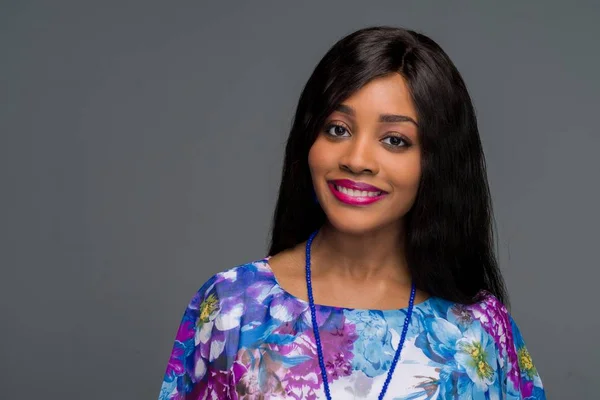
[158,275,231,400]
[504,315,546,399]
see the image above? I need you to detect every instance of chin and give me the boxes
[324,210,387,236]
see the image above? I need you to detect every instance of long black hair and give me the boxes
[268,26,508,306]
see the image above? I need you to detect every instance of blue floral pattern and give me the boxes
[159,260,546,399]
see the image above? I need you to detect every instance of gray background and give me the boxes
[1,1,597,398]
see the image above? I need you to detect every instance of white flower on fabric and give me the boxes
[270,304,294,322]
[193,357,206,380]
[221,268,237,281]
[454,325,497,391]
[196,320,214,345]
[209,339,226,362]
[389,328,400,351]
[215,303,244,330]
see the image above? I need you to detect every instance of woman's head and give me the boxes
[308,73,421,236]
[269,26,507,305]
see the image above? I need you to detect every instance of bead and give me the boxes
[305,230,416,400]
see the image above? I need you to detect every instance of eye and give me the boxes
[324,123,350,138]
[381,135,410,148]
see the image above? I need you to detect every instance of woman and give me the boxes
[159,26,545,399]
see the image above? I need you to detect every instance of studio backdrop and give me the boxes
[1,1,598,398]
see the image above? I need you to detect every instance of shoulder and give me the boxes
[419,291,510,327]
[426,291,511,328]
[413,293,545,398]
[449,293,544,392]
[417,292,515,363]
[173,259,279,345]
[185,259,279,317]
[450,292,515,352]
[159,259,280,398]
[464,293,544,398]
[191,258,277,301]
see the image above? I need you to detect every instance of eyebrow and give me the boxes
[335,104,419,127]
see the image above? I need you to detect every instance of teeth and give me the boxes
[335,185,381,197]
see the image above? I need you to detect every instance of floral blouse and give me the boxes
[158,259,545,399]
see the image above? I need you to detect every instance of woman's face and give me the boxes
[308,73,421,235]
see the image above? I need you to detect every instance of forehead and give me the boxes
[338,73,417,121]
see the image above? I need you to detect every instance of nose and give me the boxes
[338,135,379,175]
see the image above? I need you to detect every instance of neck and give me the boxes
[310,221,411,284]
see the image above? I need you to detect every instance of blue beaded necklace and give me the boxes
[304,230,417,400]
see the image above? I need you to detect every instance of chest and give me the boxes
[227,308,505,399]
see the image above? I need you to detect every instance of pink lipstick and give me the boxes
[328,179,387,206]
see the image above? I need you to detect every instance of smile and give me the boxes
[327,179,387,206]
[333,185,382,197]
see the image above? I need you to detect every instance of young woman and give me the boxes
[158,26,546,399]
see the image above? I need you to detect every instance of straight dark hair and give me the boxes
[268,26,508,306]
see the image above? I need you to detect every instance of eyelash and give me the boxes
[323,122,412,149]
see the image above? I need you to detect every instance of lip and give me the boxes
[329,179,385,192]
[327,179,387,206]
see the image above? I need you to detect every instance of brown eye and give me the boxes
[382,135,410,148]
[324,123,350,137]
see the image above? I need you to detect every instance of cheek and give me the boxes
[388,155,421,214]
[308,137,332,176]
[409,160,422,187]
[389,153,422,190]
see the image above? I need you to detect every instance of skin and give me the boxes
[269,73,429,310]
